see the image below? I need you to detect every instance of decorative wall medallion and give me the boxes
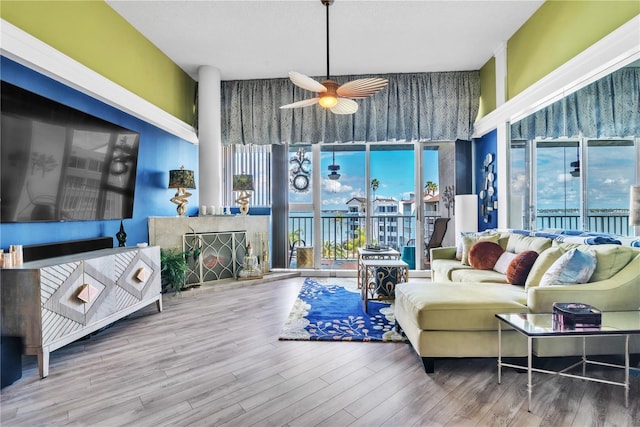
[289,148,311,193]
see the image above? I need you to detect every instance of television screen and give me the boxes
[1,81,140,223]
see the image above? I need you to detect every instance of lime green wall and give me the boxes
[478,57,496,119]
[1,1,196,124]
[507,1,639,99]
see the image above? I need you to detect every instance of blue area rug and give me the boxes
[279,277,406,342]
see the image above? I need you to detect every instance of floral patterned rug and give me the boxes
[278,277,406,342]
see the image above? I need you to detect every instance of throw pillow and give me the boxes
[468,241,504,270]
[525,247,566,290]
[460,233,501,266]
[539,248,597,287]
[456,230,496,260]
[469,241,504,270]
[506,251,539,285]
[493,251,517,275]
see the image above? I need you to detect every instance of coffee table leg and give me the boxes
[625,335,629,408]
[498,321,502,384]
[528,336,533,412]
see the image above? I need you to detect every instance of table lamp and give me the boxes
[168,166,195,216]
[233,174,254,215]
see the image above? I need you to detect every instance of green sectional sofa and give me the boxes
[394,230,640,373]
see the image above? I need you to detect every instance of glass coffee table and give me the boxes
[496,311,640,411]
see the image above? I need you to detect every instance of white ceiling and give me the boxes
[106,0,544,82]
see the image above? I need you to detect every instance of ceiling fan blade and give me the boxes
[280,98,320,109]
[288,71,327,93]
[330,98,358,115]
[337,78,389,99]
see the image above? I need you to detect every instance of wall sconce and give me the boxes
[168,166,196,216]
[233,174,254,215]
[630,185,640,234]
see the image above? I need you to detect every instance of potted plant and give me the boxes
[160,249,188,295]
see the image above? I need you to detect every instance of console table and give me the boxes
[496,312,640,411]
[1,246,162,378]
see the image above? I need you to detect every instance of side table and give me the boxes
[357,247,400,289]
[496,311,640,411]
[361,259,408,313]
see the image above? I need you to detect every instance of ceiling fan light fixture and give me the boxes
[319,95,338,108]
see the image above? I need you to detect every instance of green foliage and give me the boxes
[160,249,188,295]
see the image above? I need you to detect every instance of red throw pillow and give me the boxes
[506,250,539,285]
[468,241,504,270]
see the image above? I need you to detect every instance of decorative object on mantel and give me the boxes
[233,174,254,216]
[168,166,196,216]
[280,0,388,115]
[116,220,127,247]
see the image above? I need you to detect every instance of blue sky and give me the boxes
[511,142,635,210]
[289,148,439,211]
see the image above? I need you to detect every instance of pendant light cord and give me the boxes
[325,1,330,80]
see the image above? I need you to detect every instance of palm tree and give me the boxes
[425,181,438,196]
[371,178,380,200]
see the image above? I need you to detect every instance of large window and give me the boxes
[223,144,272,207]
[509,137,639,236]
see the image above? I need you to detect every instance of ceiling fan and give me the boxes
[280,0,388,115]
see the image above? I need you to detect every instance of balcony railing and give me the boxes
[536,212,631,236]
[288,213,440,266]
[290,211,633,268]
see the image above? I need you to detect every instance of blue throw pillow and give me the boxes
[539,248,597,287]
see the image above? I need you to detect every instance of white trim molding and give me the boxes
[473,14,640,138]
[0,19,199,145]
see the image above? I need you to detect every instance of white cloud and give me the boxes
[322,178,353,194]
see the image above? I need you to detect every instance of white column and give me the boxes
[494,42,507,107]
[198,66,222,210]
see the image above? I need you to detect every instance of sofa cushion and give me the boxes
[494,251,517,274]
[456,230,498,260]
[394,282,527,331]
[431,259,473,282]
[506,250,539,285]
[588,245,635,282]
[461,233,501,266]
[525,247,566,290]
[506,233,553,254]
[450,268,508,283]
[468,241,504,270]
[539,248,597,286]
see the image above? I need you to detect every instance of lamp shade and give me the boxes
[630,185,640,226]
[233,174,254,191]
[454,194,478,246]
[168,167,196,189]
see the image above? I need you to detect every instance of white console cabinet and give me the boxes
[0,246,162,378]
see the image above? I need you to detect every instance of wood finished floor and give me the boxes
[1,276,639,426]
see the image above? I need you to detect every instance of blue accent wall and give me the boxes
[1,57,199,250]
[475,129,498,231]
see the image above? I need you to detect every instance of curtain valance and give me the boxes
[511,67,640,140]
[221,71,480,145]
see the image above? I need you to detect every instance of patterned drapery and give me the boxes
[511,67,640,140]
[221,71,480,145]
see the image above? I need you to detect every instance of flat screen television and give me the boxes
[1,81,140,223]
